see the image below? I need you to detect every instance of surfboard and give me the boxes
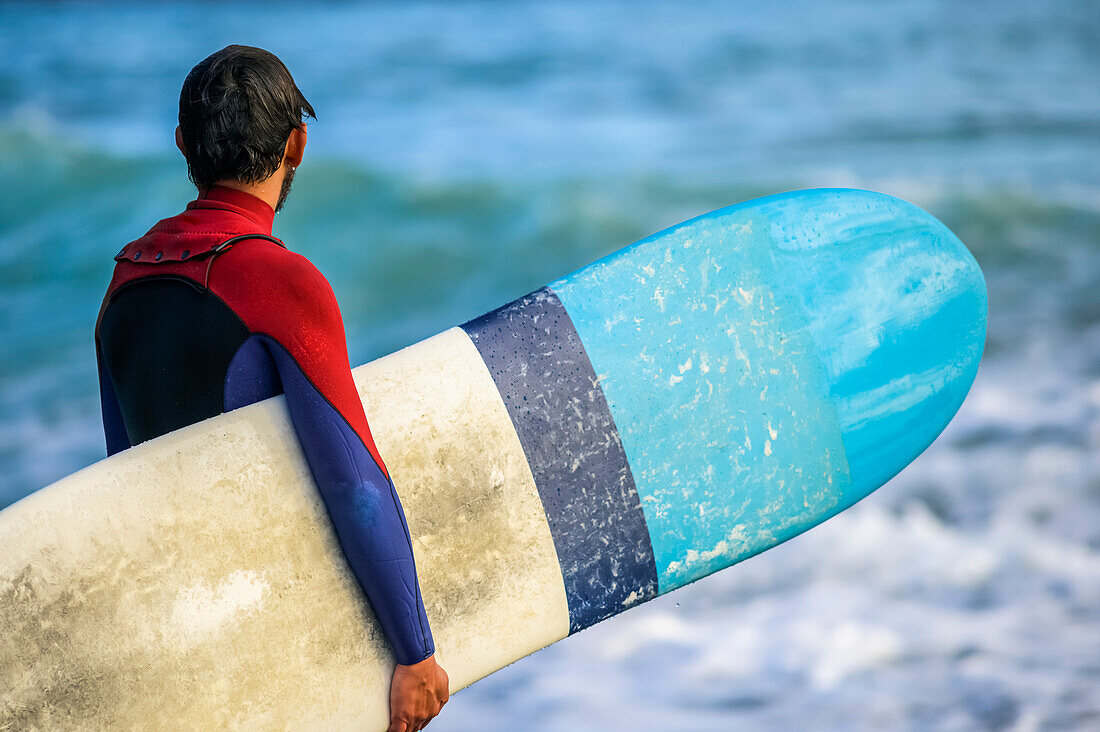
[0,189,986,729]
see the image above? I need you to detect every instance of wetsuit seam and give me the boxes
[386,471,433,658]
[108,273,223,298]
[251,332,389,479]
[143,229,261,235]
[385,472,432,658]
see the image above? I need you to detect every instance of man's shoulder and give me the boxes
[222,238,331,288]
[213,240,342,328]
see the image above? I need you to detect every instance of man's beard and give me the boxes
[275,165,296,213]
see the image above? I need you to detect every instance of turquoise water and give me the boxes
[1,1,1098,729]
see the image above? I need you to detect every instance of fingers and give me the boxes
[393,703,442,732]
[406,707,439,732]
[389,703,441,732]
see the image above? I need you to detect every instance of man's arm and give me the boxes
[261,334,435,664]
[254,261,434,660]
[218,245,447,729]
[96,339,131,456]
[267,331,450,731]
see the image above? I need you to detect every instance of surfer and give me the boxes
[94,45,448,732]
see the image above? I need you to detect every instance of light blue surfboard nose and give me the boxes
[550,188,986,593]
[761,189,987,500]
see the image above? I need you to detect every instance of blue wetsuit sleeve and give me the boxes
[260,334,436,666]
[96,339,131,456]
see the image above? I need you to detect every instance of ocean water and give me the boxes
[1,1,1098,729]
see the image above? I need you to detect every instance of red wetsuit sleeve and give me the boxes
[211,242,435,665]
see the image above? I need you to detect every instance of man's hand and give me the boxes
[388,654,450,732]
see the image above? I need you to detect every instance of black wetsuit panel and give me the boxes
[97,277,249,446]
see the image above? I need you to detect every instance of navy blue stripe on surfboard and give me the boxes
[462,287,658,633]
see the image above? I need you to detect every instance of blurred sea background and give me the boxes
[1,1,1098,729]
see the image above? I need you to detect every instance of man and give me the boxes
[94,45,449,732]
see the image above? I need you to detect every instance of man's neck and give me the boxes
[210,168,286,213]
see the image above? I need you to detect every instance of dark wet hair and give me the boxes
[178,45,315,189]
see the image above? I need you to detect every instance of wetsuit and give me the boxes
[94,186,434,666]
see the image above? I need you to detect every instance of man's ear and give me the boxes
[284,124,307,168]
[175,126,187,157]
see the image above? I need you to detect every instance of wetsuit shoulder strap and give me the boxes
[202,233,287,290]
[209,233,286,255]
